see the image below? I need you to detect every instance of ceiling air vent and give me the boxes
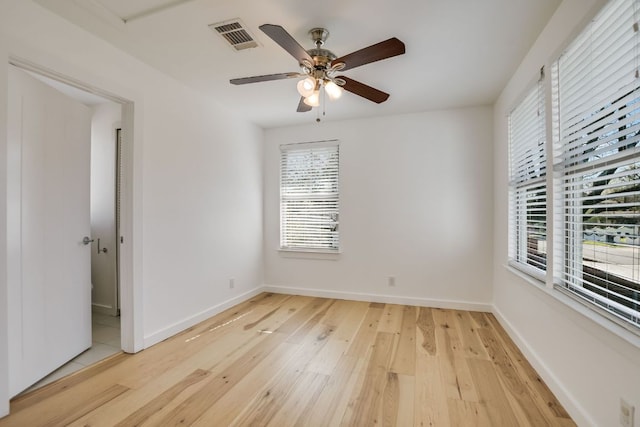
[209,19,259,51]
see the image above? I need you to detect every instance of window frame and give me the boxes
[279,140,340,254]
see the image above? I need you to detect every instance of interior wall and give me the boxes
[90,102,121,315]
[493,0,640,426]
[0,0,264,415]
[264,107,494,308]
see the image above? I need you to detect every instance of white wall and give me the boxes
[264,107,494,309]
[493,1,640,426]
[0,0,264,416]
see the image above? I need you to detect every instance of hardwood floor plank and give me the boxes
[395,373,415,427]
[287,299,336,344]
[414,351,450,426]
[248,292,293,307]
[345,306,383,358]
[454,310,490,359]
[447,398,492,427]
[9,352,129,413]
[378,304,404,334]
[341,332,395,426]
[157,332,291,426]
[231,369,322,426]
[329,300,370,342]
[306,339,350,375]
[390,305,416,375]
[111,369,210,427]
[382,371,400,427]
[1,384,128,427]
[469,310,491,328]
[432,308,479,403]
[477,326,551,426]
[267,372,330,427]
[416,307,436,356]
[69,354,221,426]
[466,358,520,426]
[0,294,574,427]
[432,308,463,355]
[295,354,364,426]
[242,295,317,335]
[276,297,332,334]
[189,341,300,426]
[104,303,279,389]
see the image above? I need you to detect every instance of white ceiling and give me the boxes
[35,0,561,128]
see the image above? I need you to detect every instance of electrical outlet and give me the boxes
[388,276,396,287]
[229,278,235,289]
[621,398,634,427]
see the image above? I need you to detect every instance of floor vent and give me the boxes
[209,19,258,51]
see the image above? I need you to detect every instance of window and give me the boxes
[280,141,340,252]
[509,75,547,277]
[553,0,640,328]
[508,0,640,331]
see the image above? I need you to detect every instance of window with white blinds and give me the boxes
[280,141,339,251]
[553,0,640,328]
[509,76,547,277]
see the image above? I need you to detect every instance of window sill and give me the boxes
[278,248,341,260]
[504,264,640,351]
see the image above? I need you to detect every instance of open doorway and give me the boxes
[7,63,129,394]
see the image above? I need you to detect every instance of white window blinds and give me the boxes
[553,0,640,327]
[280,141,340,251]
[509,76,547,276]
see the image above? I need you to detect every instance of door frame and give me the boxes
[0,56,144,414]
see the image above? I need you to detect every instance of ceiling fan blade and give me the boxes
[259,24,314,65]
[338,76,390,103]
[333,38,405,71]
[297,96,312,112]
[230,72,302,85]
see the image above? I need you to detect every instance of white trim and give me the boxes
[491,305,595,427]
[277,249,341,260]
[142,286,265,348]
[262,284,493,312]
[0,38,9,419]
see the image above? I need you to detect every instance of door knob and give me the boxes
[82,236,94,245]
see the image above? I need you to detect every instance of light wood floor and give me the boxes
[0,293,575,426]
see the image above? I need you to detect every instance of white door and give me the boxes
[7,66,92,396]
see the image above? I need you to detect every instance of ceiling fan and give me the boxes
[230,24,406,113]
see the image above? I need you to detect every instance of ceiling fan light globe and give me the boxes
[325,81,343,100]
[304,91,320,107]
[297,77,316,97]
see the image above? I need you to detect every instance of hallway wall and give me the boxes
[90,102,121,315]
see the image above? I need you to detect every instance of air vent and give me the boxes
[209,19,259,51]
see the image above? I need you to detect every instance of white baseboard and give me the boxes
[491,306,594,427]
[262,284,493,312]
[143,286,264,348]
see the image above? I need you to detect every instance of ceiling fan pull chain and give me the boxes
[323,87,327,117]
